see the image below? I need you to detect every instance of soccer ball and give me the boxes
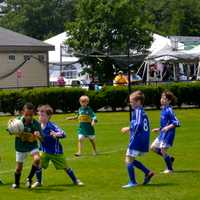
[7,119,24,135]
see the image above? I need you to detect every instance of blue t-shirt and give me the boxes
[158,105,180,146]
[129,107,150,152]
[40,121,66,154]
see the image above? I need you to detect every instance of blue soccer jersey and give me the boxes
[40,121,66,154]
[158,105,180,146]
[129,107,150,152]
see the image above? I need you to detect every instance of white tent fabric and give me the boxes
[44,32,79,64]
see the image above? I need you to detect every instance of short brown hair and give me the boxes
[23,102,34,111]
[130,90,145,105]
[38,104,54,116]
[162,90,177,105]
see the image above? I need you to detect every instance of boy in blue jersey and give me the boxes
[32,105,83,188]
[121,91,154,188]
[151,91,180,174]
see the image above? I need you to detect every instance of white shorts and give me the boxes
[78,134,96,140]
[151,138,171,149]
[126,149,145,157]
[16,149,39,163]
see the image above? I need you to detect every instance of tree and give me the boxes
[66,0,153,82]
[0,0,76,40]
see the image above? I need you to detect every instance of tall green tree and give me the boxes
[0,0,76,40]
[66,0,153,82]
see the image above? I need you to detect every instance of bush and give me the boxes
[0,82,200,114]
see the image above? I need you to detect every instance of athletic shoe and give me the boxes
[75,179,84,186]
[25,178,32,188]
[122,182,137,188]
[143,171,155,185]
[161,169,173,174]
[11,184,19,189]
[74,153,81,157]
[31,182,42,188]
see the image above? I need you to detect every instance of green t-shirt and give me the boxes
[15,116,42,152]
[78,106,97,136]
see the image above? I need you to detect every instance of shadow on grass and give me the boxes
[174,169,200,174]
[144,182,179,187]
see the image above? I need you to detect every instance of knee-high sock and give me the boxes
[154,148,163,156]
[127,163,137,184]
[28,165,37,180]
[35,167,42,184]
[15,172,21,186]
[66,168,78,183]
[164,155,173,170]
[133,160,150,175]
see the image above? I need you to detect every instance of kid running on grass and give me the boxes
[121,91,154,188]
[33,105,83,188]
[67,95,97,157]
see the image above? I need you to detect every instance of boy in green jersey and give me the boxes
[67,96,97,156]
[11,103,42,189]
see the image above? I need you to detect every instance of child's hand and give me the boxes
[50,131,58,138]
[152,128,160,133]
[91,120,96,127]
[33,131,40,137]
[121,127,130,134]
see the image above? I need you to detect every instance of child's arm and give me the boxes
[89,108,97,126]
[66,115,78,120]
[162,108,180,133]
[50,124,66,139]
[152,128,160,133]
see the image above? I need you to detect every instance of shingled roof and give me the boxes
[0,26,54,52]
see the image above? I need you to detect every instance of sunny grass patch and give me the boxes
[0,110,200,200]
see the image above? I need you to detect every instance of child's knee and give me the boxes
[125,156,134,165]
[16,163,23,173]
[33,154,41,165]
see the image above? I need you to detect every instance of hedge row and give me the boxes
[0,82,200,114]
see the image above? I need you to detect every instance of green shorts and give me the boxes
[41,152,68,170]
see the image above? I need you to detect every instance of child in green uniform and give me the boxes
[68,95,97,156]
[10,103,42,189]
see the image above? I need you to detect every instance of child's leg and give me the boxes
[125,156,137,184]
[27,151,41,183]
[88,136,97,155]
[161,148,173,171]
[76,135,85,156]
[150,138,163,156]
[133,160,150,175]
[14,162,23,187]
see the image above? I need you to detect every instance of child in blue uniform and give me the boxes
[121,91,154,188]
[32,105,83,188]
[151,91,180,174]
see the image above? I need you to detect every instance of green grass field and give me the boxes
[0,109,200,200]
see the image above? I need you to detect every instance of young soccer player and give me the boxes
[33,105,83,188]
[151,91,180,174]
[11,103,42,189]
[121,91,154,188]
[67,95,97,157]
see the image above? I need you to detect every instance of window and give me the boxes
[8,55,15,61]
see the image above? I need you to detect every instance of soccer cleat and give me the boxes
[31,182,42,188]
[75,179,84,186]
[11,184,19,189]
[161,169,173,174]
[74,153,81,157]
[122,182,137,188]
[25,178,32,189]
[143,171,155,185]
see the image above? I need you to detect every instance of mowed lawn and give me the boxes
[0,109,200,200]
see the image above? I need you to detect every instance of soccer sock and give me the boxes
[127,163,137,184]
[28,165,37,180]
[66,168,78,184]
[133,160,150,175]
[15,172,21,186]
[164,155,173,170]
[35,167,42,184]
[154,148,163,156]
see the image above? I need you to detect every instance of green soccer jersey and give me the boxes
[77,106,97,136]
[15,116,42,152]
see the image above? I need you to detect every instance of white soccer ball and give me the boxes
[7,119,24,135]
